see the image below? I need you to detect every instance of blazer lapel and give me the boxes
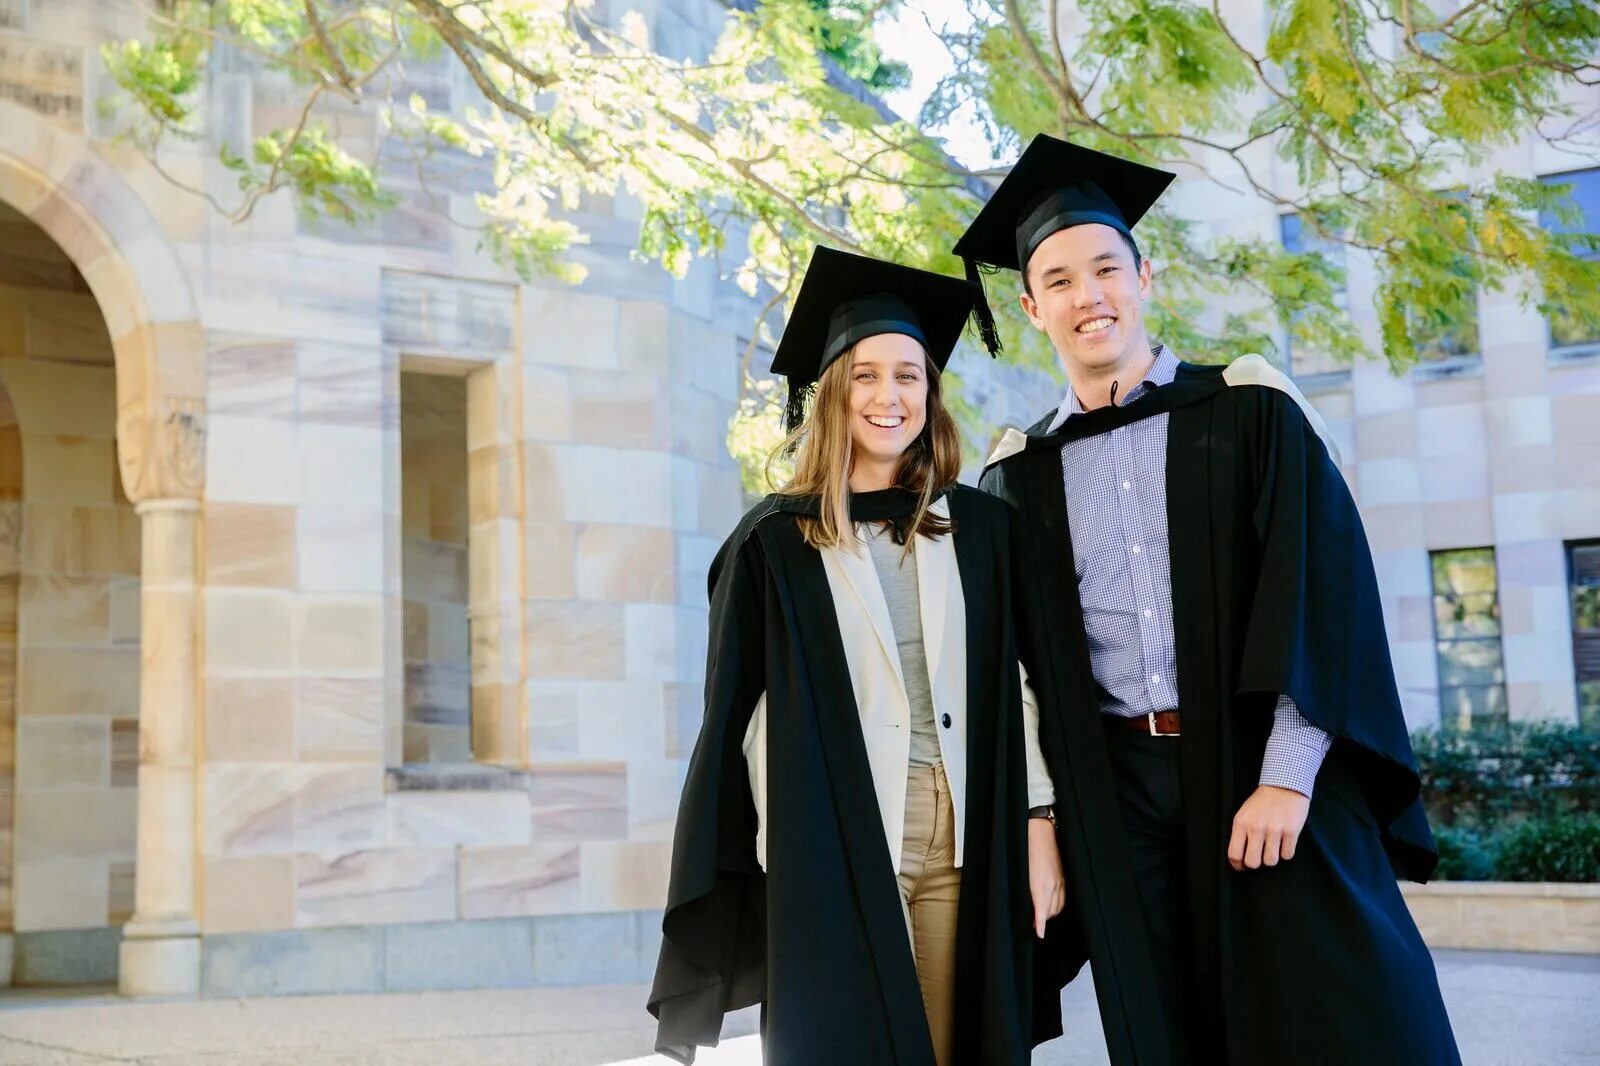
[829,532,906,693]
[914,497,952,686]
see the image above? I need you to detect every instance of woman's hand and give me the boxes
[1028,817,1065,938]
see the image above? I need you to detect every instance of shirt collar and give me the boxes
[1046,345,1178,433]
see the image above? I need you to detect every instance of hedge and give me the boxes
[1411,722,1600,828]
[1414,724,1600,881]
[1430,816,1600,882]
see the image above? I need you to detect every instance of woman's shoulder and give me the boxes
[943,482,1008,520]
[724,495,790,547]
[707,496,794,598]
[741,493,788,524]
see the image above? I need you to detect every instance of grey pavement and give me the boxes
[0,950,1593,1065]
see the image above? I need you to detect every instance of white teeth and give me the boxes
[865,415,904,428]
[1077,317,1115,334]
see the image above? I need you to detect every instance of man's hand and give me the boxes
[1028,817,1066,937]
[1227,784,1311,871]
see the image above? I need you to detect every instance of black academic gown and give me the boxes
[980,362,1461,1066]
[648,485,1041,1065]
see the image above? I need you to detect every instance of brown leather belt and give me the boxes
[1106,710,1182,736]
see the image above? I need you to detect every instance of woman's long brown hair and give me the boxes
[769,343,962,552]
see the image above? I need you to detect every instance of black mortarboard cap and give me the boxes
[770,246,978,431]
[952,134,1176,354]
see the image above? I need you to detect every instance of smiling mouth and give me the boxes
[865,415,904,429]
[1076,316,1116,334]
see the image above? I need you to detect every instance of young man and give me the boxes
[961,135,1460,1065]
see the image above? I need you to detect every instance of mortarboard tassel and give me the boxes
[963,257,1003,357]
[783,380,816,437]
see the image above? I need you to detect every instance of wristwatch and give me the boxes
[1028,805,1056,827]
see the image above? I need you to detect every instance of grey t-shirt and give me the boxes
[864,525,942,768]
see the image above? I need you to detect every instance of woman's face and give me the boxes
[846,332,929,480]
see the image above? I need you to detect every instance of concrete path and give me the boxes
[0,950,1593,1065]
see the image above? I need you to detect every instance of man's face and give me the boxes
[1018,222,1153,376]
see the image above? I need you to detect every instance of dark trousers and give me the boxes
[1102,720,1201,1063]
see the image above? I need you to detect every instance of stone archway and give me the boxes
[0,101,206,996]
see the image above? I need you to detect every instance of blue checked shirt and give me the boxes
[1050,346,1331,797]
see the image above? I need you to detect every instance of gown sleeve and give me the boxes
[1233,389,1438,877]
[647,528,770,1063]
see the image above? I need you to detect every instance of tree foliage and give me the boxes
[933,0,1600,370]
[103,0,1600,469]
[805,0,913,90]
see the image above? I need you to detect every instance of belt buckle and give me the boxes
[1148,711,1179,737]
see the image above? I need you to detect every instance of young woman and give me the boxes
[648,247,1065,1065]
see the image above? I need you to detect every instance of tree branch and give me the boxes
[1002,0,1080,124]
[303,0,359,91]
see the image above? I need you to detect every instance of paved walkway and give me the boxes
[0,950,1594,1064]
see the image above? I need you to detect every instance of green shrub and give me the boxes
[1412,722,1600,827]
[1430,825,1497,881]
[1491,815,1600,883]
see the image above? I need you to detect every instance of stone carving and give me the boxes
[117,392,205,503]
[382,269,516,355]
[0,1,29,32]
[162,396,206,495]
[0,32,83,130]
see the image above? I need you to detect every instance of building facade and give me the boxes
[1164,0,1600,737]
[0,0,754,995]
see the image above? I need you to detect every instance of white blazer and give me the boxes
[741,497,1054,877]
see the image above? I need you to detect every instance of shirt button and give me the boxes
[1122,480,1131,491]
[940,713,952,728]
[1130,544,1141,555]
[1143,609,1152,618]
[1152,675,1163,685]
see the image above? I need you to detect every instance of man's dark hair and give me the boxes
[1023,230,1143,297]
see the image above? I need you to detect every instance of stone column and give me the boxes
[467,360,528,768]
[119,498,201,996]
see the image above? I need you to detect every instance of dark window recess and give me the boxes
[1278,213,1348,380]
[1569,540,1600,730]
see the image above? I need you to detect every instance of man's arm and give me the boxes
[1228,696,1331,871]
[1259,695,1332,798]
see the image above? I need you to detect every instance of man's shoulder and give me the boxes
[1209,355,1343,464]
[1023,407,1060,436]
[981,407,1059,471]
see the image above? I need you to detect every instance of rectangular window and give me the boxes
[1278,213,1348,380]
[1569,540,1600,731]
[1412,190,1481,369]
[1414,313,1481,366]
[401,369,472,764]
[1539,167,1600,354]
[1430,547,1508,732]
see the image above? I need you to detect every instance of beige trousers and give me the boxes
[898,762,962,1066]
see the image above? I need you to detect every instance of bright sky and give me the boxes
[876,0,1004,171]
